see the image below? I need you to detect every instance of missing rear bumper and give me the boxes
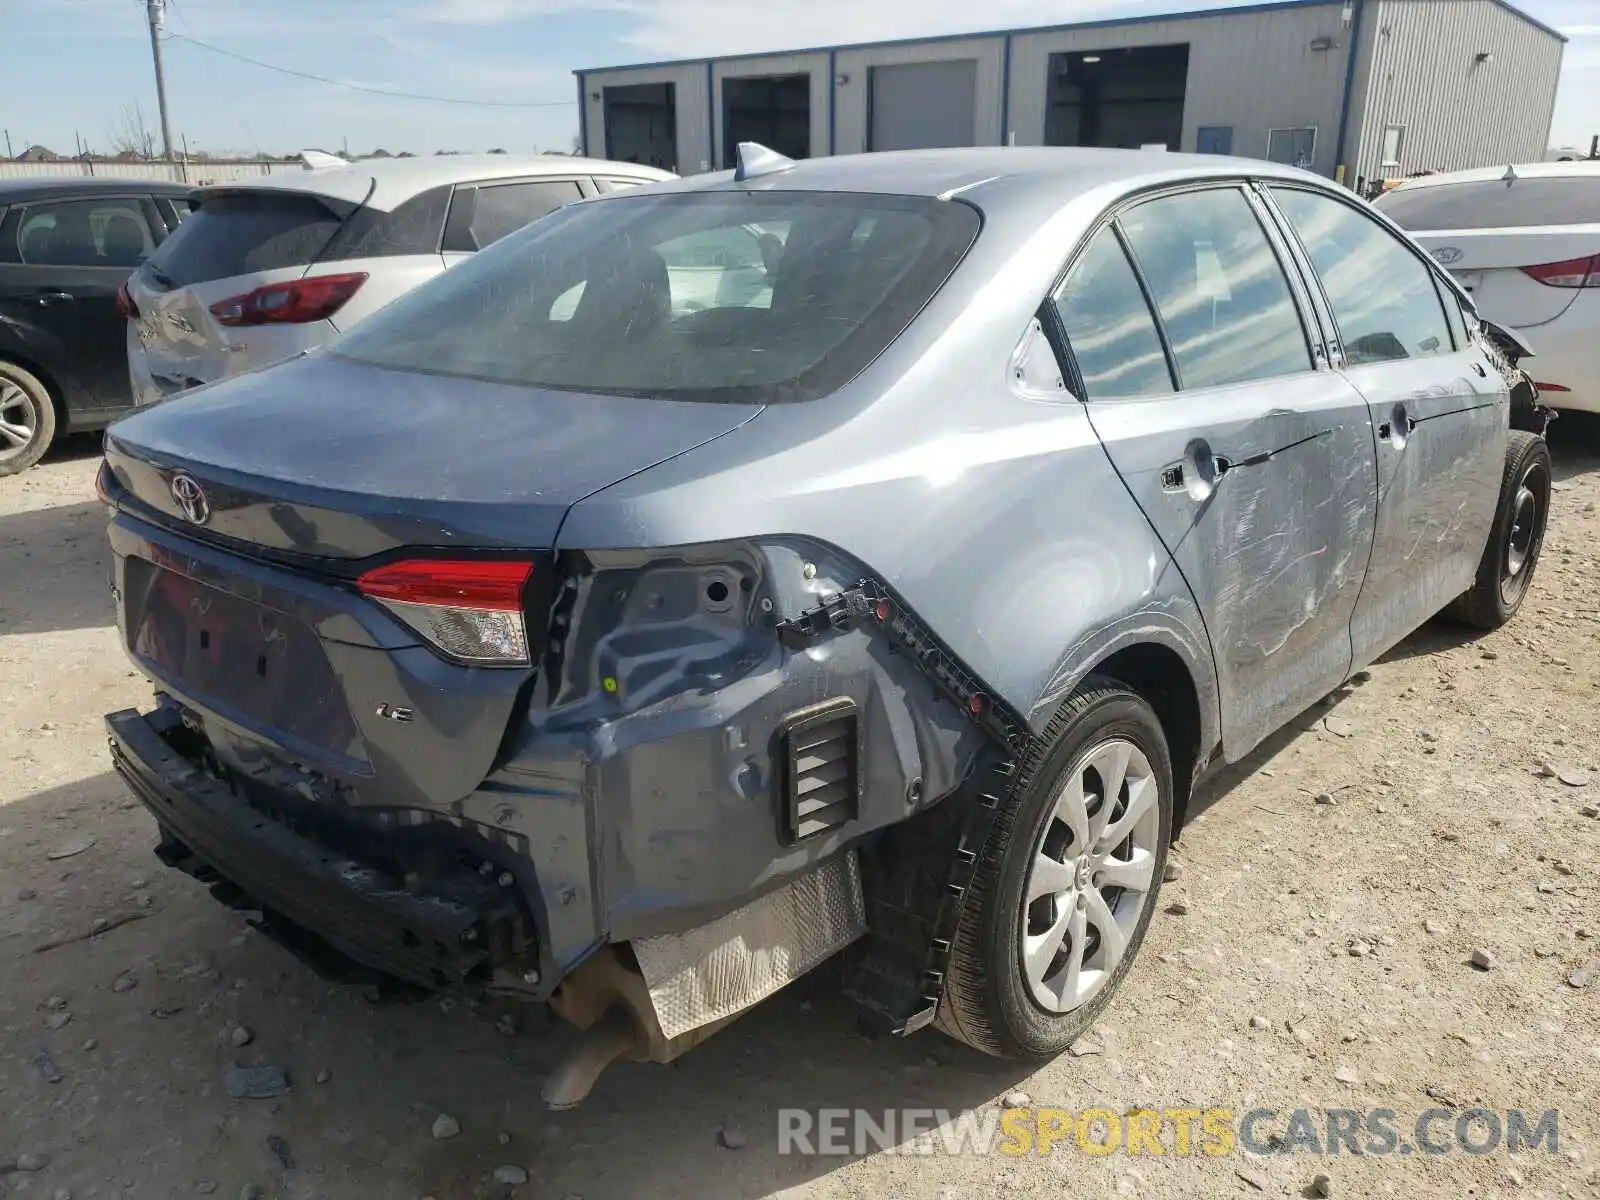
[106,706,538,994]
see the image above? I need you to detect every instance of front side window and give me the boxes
[1118,188,1312,389]
[333,190,979,403]
[1272,186,1452,366]
[17,198,154,267]
[1051,226,1173,400]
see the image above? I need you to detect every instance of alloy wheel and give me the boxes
[1017,737,1162,1014]
[0,381,40,464]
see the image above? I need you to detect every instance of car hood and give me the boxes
[104,353,764,558]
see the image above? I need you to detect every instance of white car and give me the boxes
[125,153,673,405]
[1376,161,1600,414]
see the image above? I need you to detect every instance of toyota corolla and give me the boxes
[98,145,1551,1105]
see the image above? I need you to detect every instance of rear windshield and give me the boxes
[141,191,350,288]
[1376,176,1600,231]
[331,191,980,404]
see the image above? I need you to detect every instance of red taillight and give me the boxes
[209,272,367,327]
[94,460,114,506]
[1533,382,1570,392]
[1521,255,1600,289]
[115,280,139,320]
[357,559,534,665]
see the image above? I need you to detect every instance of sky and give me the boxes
[2,0,1596,159]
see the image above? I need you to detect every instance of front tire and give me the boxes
[1445,430,1551,630]
[0,361,57,477]
[937,677,1172,1059]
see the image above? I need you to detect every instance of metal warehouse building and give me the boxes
[574,0,1565,189]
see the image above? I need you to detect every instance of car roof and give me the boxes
[655,146,1334,212]
[1385,160,1600,193]
[0,176,191,200]
[192,154,675,211]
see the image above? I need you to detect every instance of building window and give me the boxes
[1381,125,1404,169]
[1196,126,1234,155]
[1266,126,1317,169]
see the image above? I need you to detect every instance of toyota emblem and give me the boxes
[169,472,211,525]
[1431,246,1464,266]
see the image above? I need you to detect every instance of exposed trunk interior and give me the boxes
[604,83,679,173]
[1045,44,1190,152]
[723,74,811,166]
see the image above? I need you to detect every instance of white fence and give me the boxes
[0,160,302,186]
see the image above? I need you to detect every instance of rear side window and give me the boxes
[1119,188,1312,388]
[1272,187,1451,366]
[1051,227,1173,399]
[333,191,980,404]
[1375,176,1600,230]
[444,180,583,252]
[319,185,450,260]
[142,192,348,287]
[16,198,155,267]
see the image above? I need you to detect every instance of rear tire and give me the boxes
[936,677,1172,1059]
[0,361,57,478]
[1444,431,1551,630]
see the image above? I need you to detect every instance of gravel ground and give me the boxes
[2,426,1598,1200]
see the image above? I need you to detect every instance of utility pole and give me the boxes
[145,0,175,160]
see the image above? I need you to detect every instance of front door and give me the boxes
[0,195,158,415]
[1048,185,1378,758]
[1266,186,1506,666]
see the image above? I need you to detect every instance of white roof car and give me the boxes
[125,153,674,405]
[1376,161,1600,414]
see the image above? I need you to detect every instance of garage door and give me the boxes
[868,60,977,151]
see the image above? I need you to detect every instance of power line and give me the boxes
[162,31,576,108]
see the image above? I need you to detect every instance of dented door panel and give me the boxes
[1345,352,1507,666]
[1086,374,1377,758]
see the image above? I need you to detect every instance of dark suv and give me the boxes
[0,177,190,475]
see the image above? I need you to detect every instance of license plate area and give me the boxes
[124,557,358,752]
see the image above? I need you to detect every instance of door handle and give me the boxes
[34,291,75,307]
[1162,438,1223,502]
[1377,404,1413,445]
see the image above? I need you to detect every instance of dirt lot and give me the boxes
[3,428,1598,1200]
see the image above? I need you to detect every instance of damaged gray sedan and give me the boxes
[99,144,1551,1104]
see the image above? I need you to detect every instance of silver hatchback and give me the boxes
[124,153,672,404]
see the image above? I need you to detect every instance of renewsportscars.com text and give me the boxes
[777,1106,1560,1158]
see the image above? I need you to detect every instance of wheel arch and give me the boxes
[1030,622,1220,834]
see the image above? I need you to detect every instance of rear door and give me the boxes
[1267,185,1505,666]
[439,177,586,269]
[0,193,159,413]
[1375,174,1600,332]
[1051,184,1378,757]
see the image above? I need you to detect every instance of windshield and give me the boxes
[1375,175,1600,231]
[331,190,980,403]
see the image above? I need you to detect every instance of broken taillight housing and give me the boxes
[357,559,533,666]
[209,272,368,326]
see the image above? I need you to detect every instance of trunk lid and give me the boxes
[1408,229,1599,328]
[106,353,763,557]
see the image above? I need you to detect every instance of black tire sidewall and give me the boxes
[1487,433,1551,622]
[980,688,1173,1056]
[0,362,57,477]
